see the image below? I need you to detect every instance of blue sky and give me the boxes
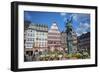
[24,11,90,36]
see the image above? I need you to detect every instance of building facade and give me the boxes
[78,32,90,54]
[48,22,62,51]
[35,25,48,52]
[24,27,36,49]
[24,23,48,59]
[61,32,67,50]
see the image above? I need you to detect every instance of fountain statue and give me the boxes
[65,17,77,54]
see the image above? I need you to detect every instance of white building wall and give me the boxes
[24,29,36,49]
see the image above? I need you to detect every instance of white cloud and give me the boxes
[76,22,90,36]
[60,13,67,22]
[70,14,78,21]
[60,12,66,16]
[64,17,67,22]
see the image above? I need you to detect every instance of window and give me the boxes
[36,38,38,40]
[39,38,41,41]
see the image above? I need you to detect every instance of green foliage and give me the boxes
[82,52,90,59]
[74,53,83,59]
[38,49,90,61]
